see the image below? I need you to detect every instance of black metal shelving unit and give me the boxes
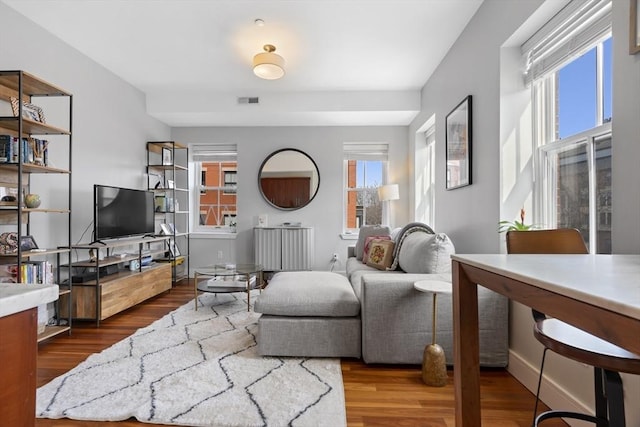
[0,70,73,342]
[146,141,190,282]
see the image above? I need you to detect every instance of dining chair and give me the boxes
[506,228,640,427]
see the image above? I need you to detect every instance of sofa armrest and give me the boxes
[358,273,508,366]
[359,273,449,364]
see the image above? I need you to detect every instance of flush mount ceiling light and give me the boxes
[253,44,285,80]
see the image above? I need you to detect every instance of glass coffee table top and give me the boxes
[194,264,264,311]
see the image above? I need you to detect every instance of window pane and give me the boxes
[603,37,612,123]
[346,160,383,228]
[352,160,383,188]
[557,47,597,139]
[198,161,237,227]
[595,136,612,254]
[556,144,590,246]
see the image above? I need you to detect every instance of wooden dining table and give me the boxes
[451,254,640,426]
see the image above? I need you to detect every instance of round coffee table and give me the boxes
[194,264,263,311]
[414,280,452,387]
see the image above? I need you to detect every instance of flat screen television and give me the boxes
[94,185,155,241]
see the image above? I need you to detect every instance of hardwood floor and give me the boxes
[36,279,567,426]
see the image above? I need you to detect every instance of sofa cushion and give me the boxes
[366,239,396,270]
[398,232,455,274]
[346,256,380,278]
[388,222,436,270]
[355,225,391,261]
[362,235,391,263]
[254,271,360,317]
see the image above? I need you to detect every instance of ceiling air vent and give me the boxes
[237,97,259,104]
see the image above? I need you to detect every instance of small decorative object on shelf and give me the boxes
[24,193,41,208]
[162,147,172,165]
[0,232,19,254]
[19,235,38,251]
[10,97,46,123]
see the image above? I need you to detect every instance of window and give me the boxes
[417,124,436,227]
[525,0,612,253]
[343,143,388,232]
[192,145,237,231]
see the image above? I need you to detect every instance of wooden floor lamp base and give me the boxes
[422,343,447,387]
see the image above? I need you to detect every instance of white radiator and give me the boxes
[254,227,314,271]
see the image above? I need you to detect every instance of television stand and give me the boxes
[62,236,172,326]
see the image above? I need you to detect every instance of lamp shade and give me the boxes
[378,184,399,202]
[253,44,285,80]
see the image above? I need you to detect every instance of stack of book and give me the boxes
[0,135,49,165]
[0,261,54,284]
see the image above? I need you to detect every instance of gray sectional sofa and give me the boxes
[255,223,509,367]
[346,223,509,366]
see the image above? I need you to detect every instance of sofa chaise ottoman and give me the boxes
[254,271,361,358]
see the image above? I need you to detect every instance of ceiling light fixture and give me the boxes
[253,44,285,80]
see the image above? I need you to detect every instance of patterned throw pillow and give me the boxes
[355,225,391,261]
[365,239,396,270]
[362,235,391,263]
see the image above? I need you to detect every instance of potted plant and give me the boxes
[498,208,536,233]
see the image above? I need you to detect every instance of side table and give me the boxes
[414,280,452,387]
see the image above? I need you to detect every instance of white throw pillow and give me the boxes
[398,232,455,274]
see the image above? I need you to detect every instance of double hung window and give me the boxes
[524,0,612,253]
[192,145,237,231]
[343,143,389,232]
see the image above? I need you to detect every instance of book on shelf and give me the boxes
[0,135,49,166]
[0,261,54,284]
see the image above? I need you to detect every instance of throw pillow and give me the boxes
[388,222,436,271]
[366,239,396,270]
[362,235,392,263]
[355,225,391,261]
[398,232,455,274]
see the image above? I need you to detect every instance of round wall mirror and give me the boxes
[258,148,320,210]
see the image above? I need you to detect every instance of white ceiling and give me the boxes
[3,0,483,127]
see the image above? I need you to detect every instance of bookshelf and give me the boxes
[146,141,190,282]
[0,70,73,342]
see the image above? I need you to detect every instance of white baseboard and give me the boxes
[507,350,594,427]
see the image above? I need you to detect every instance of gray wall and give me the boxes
[0,2,171,249]
[172,126,410,271]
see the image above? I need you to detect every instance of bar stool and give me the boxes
[506,229,640,426]
[414,280,451,386]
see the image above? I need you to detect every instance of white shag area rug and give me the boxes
[37,293,347,427]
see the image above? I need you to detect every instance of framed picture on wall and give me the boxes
[445,95,472,190]
[631,0,640,54]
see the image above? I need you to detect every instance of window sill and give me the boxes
[340,232,358,240]
[190,232,237,240]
